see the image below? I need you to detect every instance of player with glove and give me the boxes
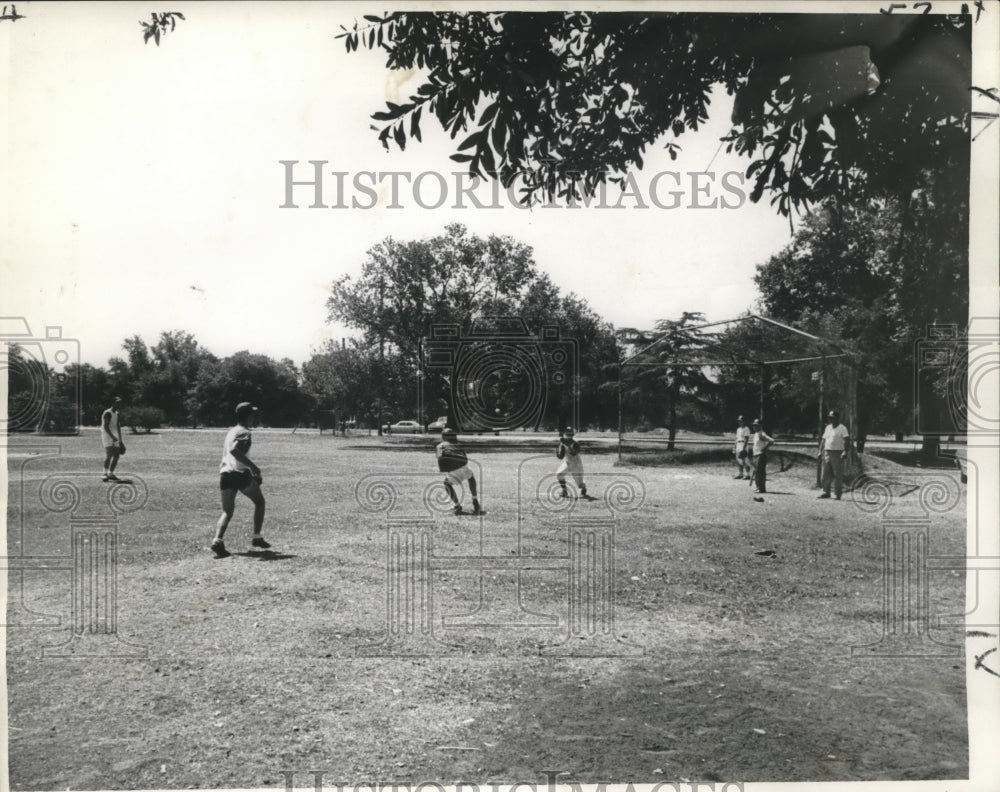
[556,427,589,499]
[211,401,270,558]
[436,427,482,515]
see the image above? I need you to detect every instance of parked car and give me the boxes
[427,416,449,432]
[384,420,423,434]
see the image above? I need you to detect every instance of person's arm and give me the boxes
[841,426,850,457]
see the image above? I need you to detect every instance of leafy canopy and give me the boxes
[339,11,975,214]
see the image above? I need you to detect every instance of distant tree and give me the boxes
[618,312,717,448]
[193,351,306,427]
[328,223,619,432]
[148,330,218,426]
[754,184,968,458]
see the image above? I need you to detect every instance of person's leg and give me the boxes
[821,452,833,496]
[242,480,266,537]
[557,472,569,496]
[108,448,121,476]
[757,453,767,493]
[468,476,481,513]
[103,447,114,478]
[574,470,587,497]
[832,455,845,499]
[212,488,237,555]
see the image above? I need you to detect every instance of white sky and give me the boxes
[1,1,996,370]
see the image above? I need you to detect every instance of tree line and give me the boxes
[6,206,966,442]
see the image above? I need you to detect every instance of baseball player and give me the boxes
[101,396,126,482]
[556,427,589,499]
[436,427,482,515]
[211,401,270,558]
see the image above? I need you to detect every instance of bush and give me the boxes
[126,406,166,434]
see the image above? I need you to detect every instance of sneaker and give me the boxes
[560,490,570,499]
[733,474,744,479]
[753,496,765,503]
[818,493,831,499]
[453,505,463,515]
[211,540,230,558]
[105,474,121,482]
[251,536,271,549]
[102,475,111,482]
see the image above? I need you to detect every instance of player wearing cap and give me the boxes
[436,427,482,515]
[556,427,588,499]
[211,401,269,558]
[101,396,126,482]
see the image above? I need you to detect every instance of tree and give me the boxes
[193,351,306,427]
[339,11,976,214]
[328,223,537,360]
[328,224,620,432]
[148,330,218,427]
[754,185,968,459]
[618,312,717,447]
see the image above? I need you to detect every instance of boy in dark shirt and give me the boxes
[435,427,482,515]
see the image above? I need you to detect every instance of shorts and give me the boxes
[219,470,254,491]
[443,465,474,486]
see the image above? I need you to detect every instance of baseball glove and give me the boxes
[118,442,127,456]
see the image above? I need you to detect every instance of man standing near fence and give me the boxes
[750,418,774,500]
[818,410,851,500]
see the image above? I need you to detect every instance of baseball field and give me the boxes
[4,429,969,789]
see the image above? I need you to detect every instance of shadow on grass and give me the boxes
[230,550,298,561]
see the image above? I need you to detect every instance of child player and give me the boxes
[557,427,589,499]
[211,401,270,558]
[436,427,482,515]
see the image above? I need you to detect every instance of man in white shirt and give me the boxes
[733,415,751,479]
[750,418,774,497]
[818,410,851,499]
[100,396,125,482]
[211,401,270,557]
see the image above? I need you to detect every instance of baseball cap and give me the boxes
[563,427,575,436]
[442,427,457,438]
[752,418,761,425]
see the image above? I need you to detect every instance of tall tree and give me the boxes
[619,312,717,447]
[754,185,968,457]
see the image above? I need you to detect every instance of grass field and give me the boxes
[5,429,970,789]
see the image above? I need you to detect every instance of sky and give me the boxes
[1,1,996,372]
[0,1,800,368]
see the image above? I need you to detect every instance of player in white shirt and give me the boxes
[749,418,774,497]
[733,416,751,479]
[211,402,270,557]
[101,396,125,482]
[818,410,851,499]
